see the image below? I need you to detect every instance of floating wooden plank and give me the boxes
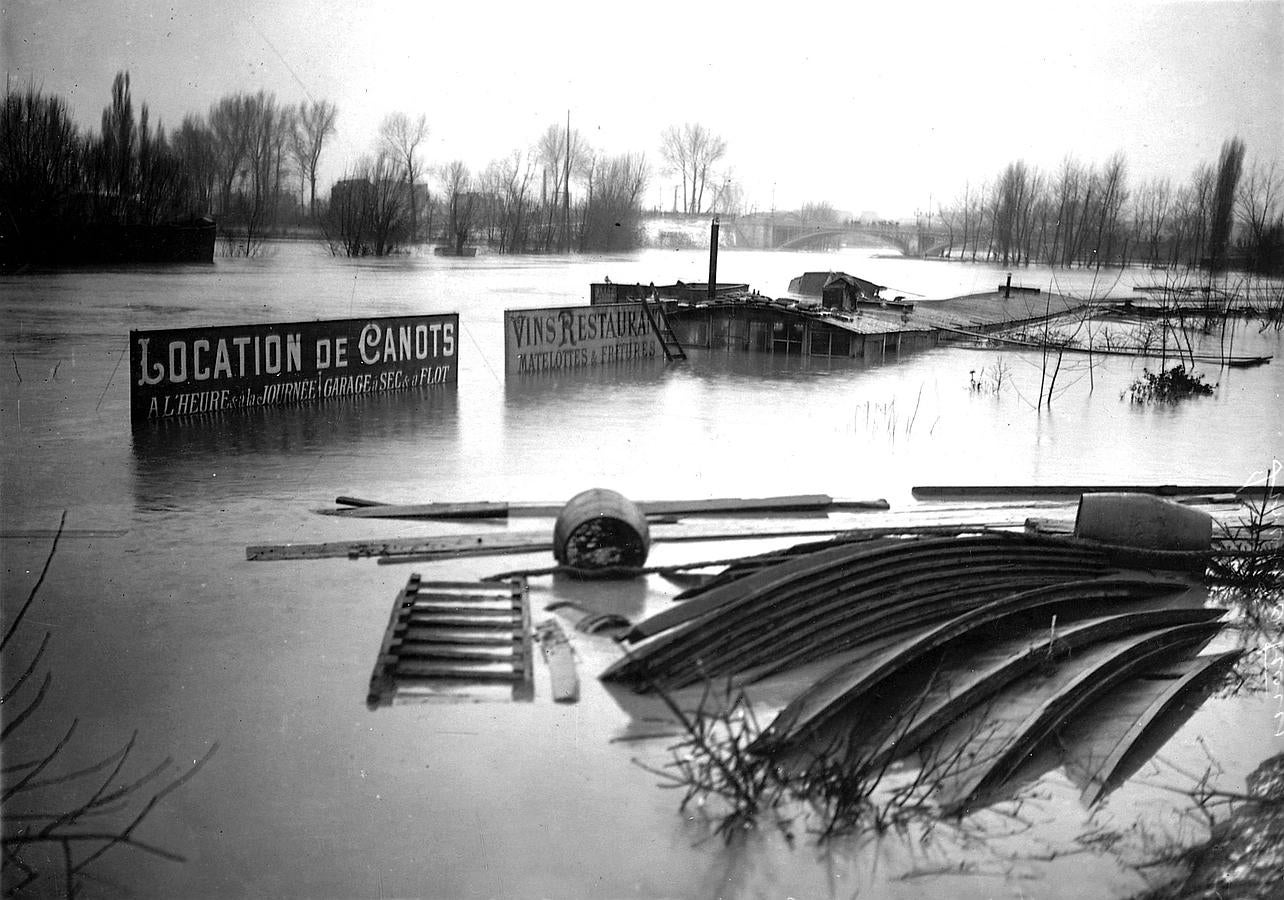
[318,494,891,520]
[248,518,1060,563]
[249,533,554,562]
[367,576,531,707]
[536,620,580,703]
[913,484,1273,500]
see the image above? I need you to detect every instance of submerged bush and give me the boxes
[1125,365,1216,404]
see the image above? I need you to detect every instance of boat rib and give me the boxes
[751,576,1195,753]
[1075,648,1244,807]
[930,622,1222,816]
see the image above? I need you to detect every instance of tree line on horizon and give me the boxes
[1,74,743,260]
[8,73,1277,274]
[934,142,1283,275]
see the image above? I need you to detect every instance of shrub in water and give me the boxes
[1126,365,1216,404]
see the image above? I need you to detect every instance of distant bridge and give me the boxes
[644,213,953,256]
[737,215,953,256]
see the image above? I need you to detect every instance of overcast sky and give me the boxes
[5,0,1280,218]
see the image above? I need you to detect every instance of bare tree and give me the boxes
[1208,136,1246,271]
[1132,176,1173,267]
[1238,156,1281,273]
[1169,163,1213,267]
[290,99,337,216]
[322,152,408,257]
[536,121,586,251]
[441,159,476,255]
[379,112,428,242]
[2,515,218,896]
[476,150,536,253]
[0,84,84,228]
[96,72,137,222]
[229,91,286,255]
[207,93,252,217]
[171,114,216,215]
[578,152,649,251]
[660,123,727,214]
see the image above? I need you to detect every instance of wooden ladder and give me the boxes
[368,576,533,706]
[642,297,686,361]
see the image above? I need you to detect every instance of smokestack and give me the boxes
[708,217,719,301]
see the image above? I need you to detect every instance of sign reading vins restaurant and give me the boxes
[129,313,458,421]
[504,302,661,375]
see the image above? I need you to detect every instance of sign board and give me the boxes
[129,313,458,421]
[504,303,660,375]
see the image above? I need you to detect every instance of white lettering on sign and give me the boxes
[137,332,304,386]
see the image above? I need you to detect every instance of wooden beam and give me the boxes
[317,494,890,521]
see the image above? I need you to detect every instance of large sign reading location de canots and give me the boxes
[504,302,661,375]
[129,313,458,421]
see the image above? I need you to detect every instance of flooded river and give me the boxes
[2,243,1282,898]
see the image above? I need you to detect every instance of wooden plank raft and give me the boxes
[367,576,532,707]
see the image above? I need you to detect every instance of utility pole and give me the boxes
[562,110,571,254]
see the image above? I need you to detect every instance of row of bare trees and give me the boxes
[935,139,1283,274]
[1,73,339,258]
[4,72,738,260]
[325,117,657,257]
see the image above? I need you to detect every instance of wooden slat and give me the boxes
[403,612,521,629]
[398,627,519,645]
[393,660,522,681]
[392,643,517,662]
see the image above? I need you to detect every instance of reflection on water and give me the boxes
[129,387,460,508]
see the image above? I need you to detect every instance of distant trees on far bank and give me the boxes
[1,74,339,258]
[936,137,1283,275]
[4,73,750,260]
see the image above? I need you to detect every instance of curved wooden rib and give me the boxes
[620,534,1103,642]
[785,608,1226,775]
[603,538,1109,685]
[934,622,1221,816]
[751,577,1194,753]
[1078,648,1243,807]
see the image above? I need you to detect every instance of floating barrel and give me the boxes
[1075,492,1212,551]
[553,488,651,568]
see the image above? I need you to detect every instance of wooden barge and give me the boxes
[591,277,940,361]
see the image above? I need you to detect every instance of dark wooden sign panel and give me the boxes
[129,313,458,421]
[503,302,661,375]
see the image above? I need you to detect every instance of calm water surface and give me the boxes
[2,243,1281,898]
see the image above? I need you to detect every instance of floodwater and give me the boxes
[2,242,1282,898]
